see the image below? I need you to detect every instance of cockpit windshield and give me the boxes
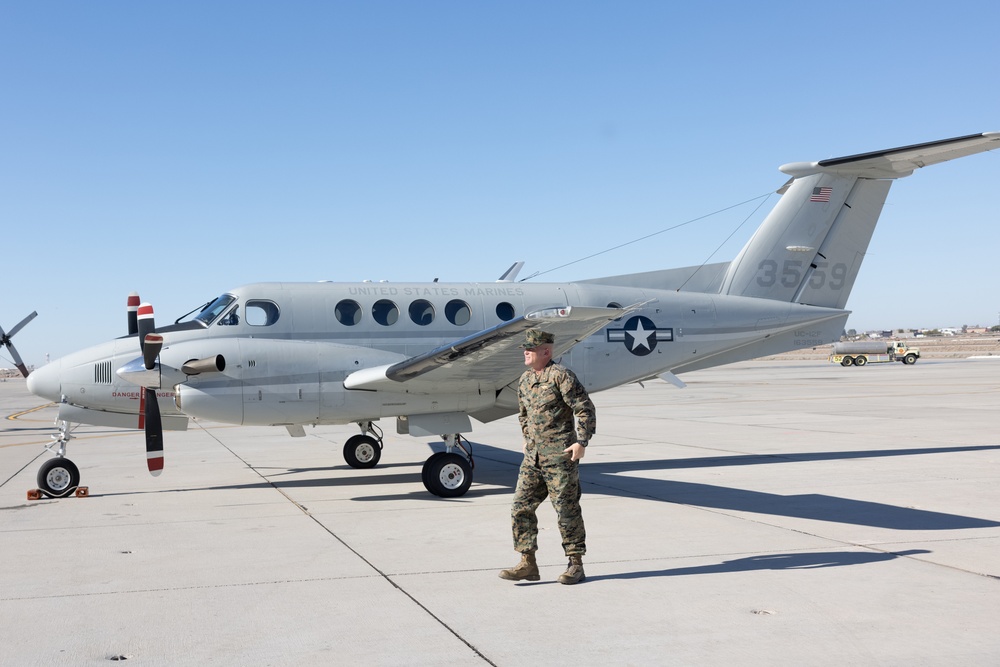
[194,294,237,326]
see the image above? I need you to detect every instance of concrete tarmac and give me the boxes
[1,359,999,666]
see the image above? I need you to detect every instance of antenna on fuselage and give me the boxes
[497,261,525,282]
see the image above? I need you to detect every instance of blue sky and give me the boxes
[3,1,999,368]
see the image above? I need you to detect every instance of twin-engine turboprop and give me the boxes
[25,132,1000,498]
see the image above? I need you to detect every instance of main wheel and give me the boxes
[421,452,449,490]
[37,458,80,497]
[343,434,381,469]
[903,354,917,365]
[422,453,472,498]
[855,355,868,366]
[841,356,854,367]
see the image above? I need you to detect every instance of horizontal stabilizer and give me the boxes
[780,132,1000,179]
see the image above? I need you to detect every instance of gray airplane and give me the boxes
[24,132,1000,498]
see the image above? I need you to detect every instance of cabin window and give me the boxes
[496,302,515,321]
[373,299,399,326]
[246,300,280,326]
[409,300,435,326]
[335,300,362,326]
[445,299,471,326]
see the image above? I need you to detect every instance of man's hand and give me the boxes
[564,443,586,461]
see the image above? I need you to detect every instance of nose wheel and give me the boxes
[32,419,84,499]
[37,457,81,497]
[343,422,383,469]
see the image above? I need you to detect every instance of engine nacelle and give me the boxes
[174,383,244,424]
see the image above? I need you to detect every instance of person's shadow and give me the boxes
[584,549,932,582]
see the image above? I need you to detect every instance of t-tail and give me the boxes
[719,133,1000,308]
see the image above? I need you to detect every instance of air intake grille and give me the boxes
[94,360,113,385]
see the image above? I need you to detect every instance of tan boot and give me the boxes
[499,552,540,581]
[558,556,585,585]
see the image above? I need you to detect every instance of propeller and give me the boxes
[1,311,38,378]
[136,302,164,476]
[127,292,140,335]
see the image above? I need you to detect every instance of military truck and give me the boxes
[830,340,920,366]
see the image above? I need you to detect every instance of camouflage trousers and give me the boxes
[511,453,586,557]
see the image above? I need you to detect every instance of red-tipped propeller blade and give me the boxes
[137,302,155,353]
[143,387,164,476]
[127,292,141,336]
[135,302,163,475]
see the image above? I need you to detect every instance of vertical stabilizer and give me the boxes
[720,132,1000,307]
[720,173,889,308]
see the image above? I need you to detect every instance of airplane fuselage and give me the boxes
[28,280,846,431]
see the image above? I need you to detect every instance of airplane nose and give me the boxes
[26,361,61,401]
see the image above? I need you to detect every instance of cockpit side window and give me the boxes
[218,306,240,326]
[195,295,236,326]
[246,300,280,326]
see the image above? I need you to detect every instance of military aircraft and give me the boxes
[24,132,1000,498]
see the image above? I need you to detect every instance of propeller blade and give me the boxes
[1,311,38,378]
[137,302,155,354]
[7,311,37,339]
[143,333,163,371]
[127,293,140,336]
[143,387,164,476]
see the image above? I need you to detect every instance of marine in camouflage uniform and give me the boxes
[500,329,595,584]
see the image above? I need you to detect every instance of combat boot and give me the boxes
[498,552,540,581]
[557,555,585,585]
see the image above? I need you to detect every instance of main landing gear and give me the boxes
[421,434,473,498]
[33,419,85,498]
[340,423,475,497]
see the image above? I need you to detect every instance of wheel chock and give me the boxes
[26,486,88,500]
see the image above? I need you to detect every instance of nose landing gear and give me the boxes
[31,419,87,499]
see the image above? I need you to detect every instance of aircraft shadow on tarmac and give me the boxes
[99,442,1000,532]
[350,442,1000,530]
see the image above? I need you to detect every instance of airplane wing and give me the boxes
[344,304,633,393]
[779,132,1000,179]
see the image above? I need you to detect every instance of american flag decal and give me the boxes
[810,186,833,202]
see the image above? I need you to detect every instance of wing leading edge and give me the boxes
[343,304,633,393]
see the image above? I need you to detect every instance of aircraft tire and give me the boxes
[855,356,868,366]
[423,452,472,498]
[343,435,381,469]
[841,357,854,367]
[904,354,917,365]
[37,458,80,498]
[421,452,449,490]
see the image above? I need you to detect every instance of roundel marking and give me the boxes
[623,315,658,356]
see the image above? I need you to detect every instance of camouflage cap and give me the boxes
[520,329,555,349]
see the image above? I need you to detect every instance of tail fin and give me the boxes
[720,133,1000,308]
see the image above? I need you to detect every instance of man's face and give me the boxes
[523,344,552,369]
